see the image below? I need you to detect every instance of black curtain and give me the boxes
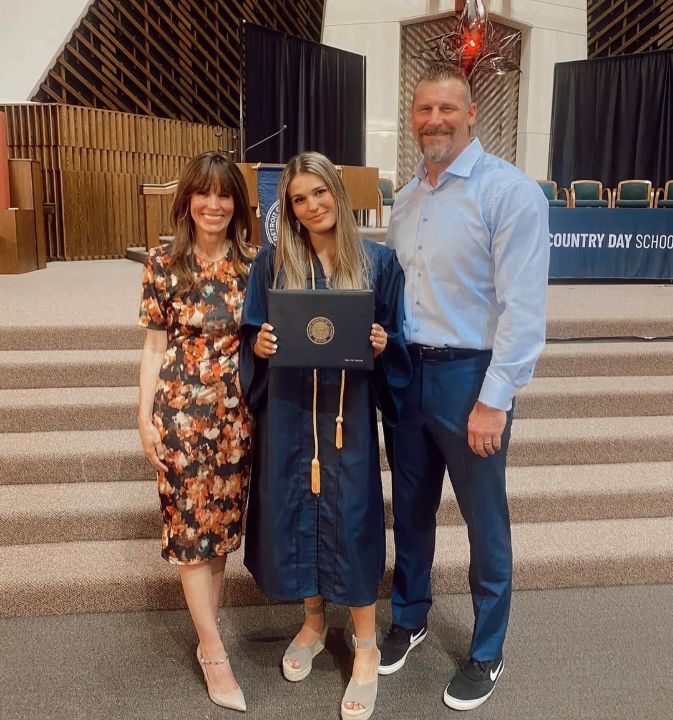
[549,50,673,190]
[242,23,366,165]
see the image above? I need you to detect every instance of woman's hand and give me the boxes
[254,322,277,358]
[138,418,168,472]
[370,323,387,358]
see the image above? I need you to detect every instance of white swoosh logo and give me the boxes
[410,629,424,643]
[490,661,503,682]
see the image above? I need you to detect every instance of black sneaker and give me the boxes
[443,656,504,711]
[377,624,428,675]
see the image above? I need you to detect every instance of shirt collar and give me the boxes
[413,137,484,183]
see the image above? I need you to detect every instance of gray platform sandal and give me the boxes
[282,600,328,682]
[341,635,380,720]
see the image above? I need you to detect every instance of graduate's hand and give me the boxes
[138,418,168,472]
[467,401,507,457]
[370,323,387,358]
[254,323,277,358]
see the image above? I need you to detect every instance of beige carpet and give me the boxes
[1,585,672,720]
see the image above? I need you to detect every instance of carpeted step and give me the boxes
[0,350,141,390]
[0,342,670,392]
[0,429,152,486]
[3,374,673,434]
[516,375,673,418]
[3,463,673,546]
[0,324,144,352]
[0,386,138,433]
[5,375,673,432]
[0,342,669,392]
[4,414,673,488]
[0,259,144,352]
[382,462,673,528]
[545,284,673,341]
[379,415,673,471]
[510,415,673,466]
[0,481,161,545]
[3,516,672,617]
[536,341,673,377]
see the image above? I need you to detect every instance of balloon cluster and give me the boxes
[417,0,520,80]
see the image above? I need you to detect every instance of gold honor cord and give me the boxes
[308,255,346,496]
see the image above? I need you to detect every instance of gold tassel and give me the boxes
[311,458,321,494]
[311,367,320,495]
[335,416,343,449]
[335,369,346,449]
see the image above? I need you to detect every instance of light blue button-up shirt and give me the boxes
[386,138,550,411]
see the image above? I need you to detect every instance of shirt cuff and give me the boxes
[478,374,515,412]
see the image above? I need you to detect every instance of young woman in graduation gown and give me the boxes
[240,151,411,720]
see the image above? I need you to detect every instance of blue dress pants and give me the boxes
[387,347,513,662]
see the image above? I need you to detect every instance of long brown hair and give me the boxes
[169,151,254,294]
[273,152,370,290]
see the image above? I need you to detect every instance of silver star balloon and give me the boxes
[416,0,520,80]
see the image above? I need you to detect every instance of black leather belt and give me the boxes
[407,343,491,362]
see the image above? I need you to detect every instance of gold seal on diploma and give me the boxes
[306,316,335,345]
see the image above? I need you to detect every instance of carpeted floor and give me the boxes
[1,584,671,720]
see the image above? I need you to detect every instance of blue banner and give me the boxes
[256,166,284,247]
[549,208,673,279]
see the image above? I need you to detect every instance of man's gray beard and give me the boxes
[419,139,454,164]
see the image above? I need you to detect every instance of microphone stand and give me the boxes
[242,124,287,161]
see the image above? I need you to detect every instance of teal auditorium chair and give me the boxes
[613,180,653,208]
[654,181,673,208]
[570,180,612,207]
[537,180,569,207]
[376,177,396,227]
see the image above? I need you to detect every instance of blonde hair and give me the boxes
[169,151,254,295]
[273,152,370,290]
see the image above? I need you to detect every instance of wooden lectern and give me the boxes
[339,165,379,222]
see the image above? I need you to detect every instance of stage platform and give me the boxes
[1,259,672,349]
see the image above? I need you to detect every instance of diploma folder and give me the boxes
[268,289,374,370]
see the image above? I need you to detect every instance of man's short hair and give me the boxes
[413,63,473,107]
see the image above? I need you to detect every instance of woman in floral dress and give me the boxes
[138,151,255,712]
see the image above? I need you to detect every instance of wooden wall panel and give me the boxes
[32,0,325,128]
[2,103,236,259]
[589,0,673,58]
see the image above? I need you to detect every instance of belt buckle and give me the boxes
[419,345,436,362]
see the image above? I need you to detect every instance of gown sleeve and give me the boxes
[370,246,412,425]
[239,245,274,409]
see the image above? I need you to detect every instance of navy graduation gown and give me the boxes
[240,240,411,606]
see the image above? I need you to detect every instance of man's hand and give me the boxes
[467,401,507,457]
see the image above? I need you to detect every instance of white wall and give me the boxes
[0,0,93,103]
[323,0,587,180]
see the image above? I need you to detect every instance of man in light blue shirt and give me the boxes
[379,63,549,711]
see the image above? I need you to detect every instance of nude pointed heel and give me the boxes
[341,635,380,720]
[282,600,328,682]
[196,644,246,712]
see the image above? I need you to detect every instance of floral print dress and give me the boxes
[139,244,253,564]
